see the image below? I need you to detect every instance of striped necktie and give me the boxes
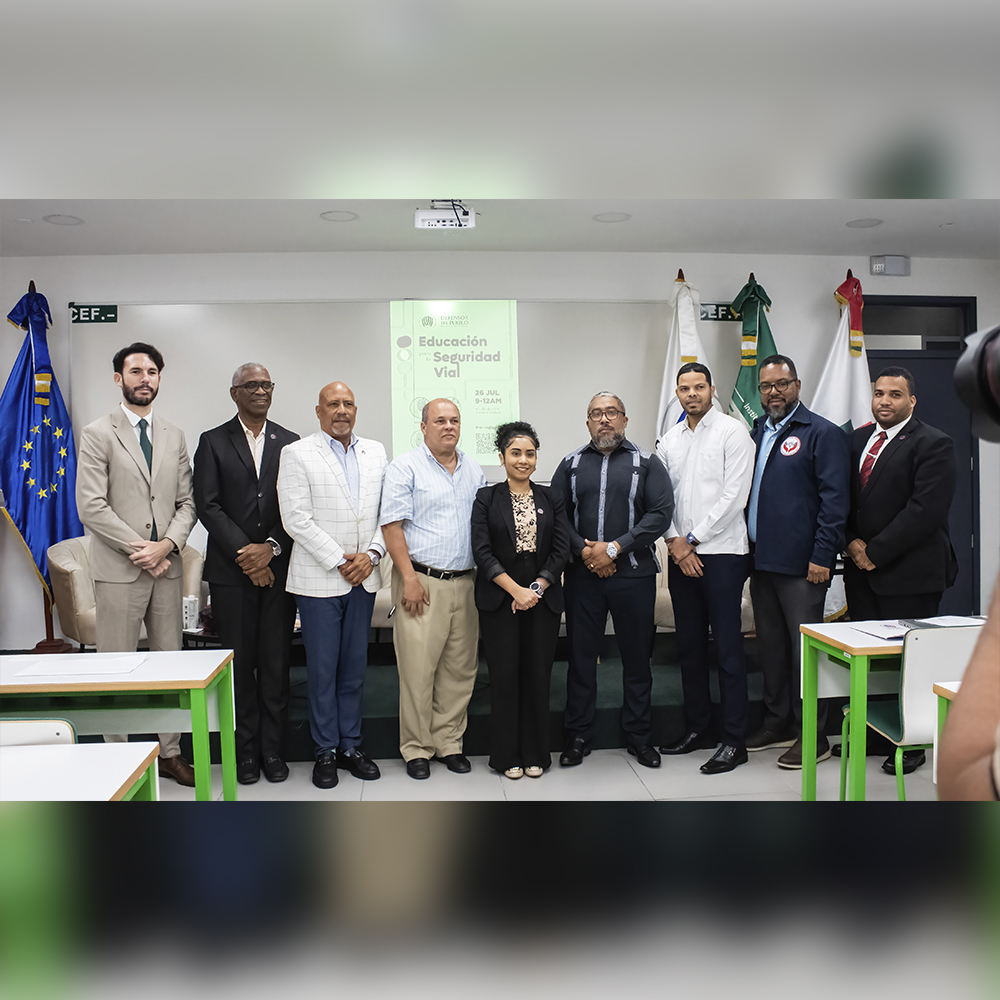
[859,431,887,491]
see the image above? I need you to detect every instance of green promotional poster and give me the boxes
[389,300,519,463]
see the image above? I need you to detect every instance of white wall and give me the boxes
[3,250,998,648]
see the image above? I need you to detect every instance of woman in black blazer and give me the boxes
[471,422,570,778]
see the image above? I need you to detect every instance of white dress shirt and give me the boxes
[859,415,912,471]
[656,406,755,555]
[120,401,153,444]
[238,416,267,477]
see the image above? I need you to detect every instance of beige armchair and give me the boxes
[47,535,205,649]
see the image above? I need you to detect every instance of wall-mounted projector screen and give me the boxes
[389,300,519,464]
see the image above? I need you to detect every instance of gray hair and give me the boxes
[588,391,626,415]
[231,362,267,387]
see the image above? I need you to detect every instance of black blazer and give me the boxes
[471,481,570,614]
[193,415,299,587]
[846,417,958,596]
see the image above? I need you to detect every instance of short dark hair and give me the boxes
[676,361,713,385]
[114,342,164,374]
[495,421,539,453]
[875,366,916,396]
[759,354,797,380]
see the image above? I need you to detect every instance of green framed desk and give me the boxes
[800,621,904,801]
[932,680,961,785]
[0,740,160,801]
[0,649,236,801]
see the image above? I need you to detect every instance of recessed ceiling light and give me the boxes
[845,218,883,228]
[15,218,32,223]
[939,222,955,228]
[320,210,359,222]
[593,212,631,223]
[42,214,84,226]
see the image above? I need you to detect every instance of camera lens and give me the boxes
[954,323,1000,442]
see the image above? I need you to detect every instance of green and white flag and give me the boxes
[728,276,778,429]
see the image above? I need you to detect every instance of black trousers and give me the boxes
[668,553,751,747]
[209,580,297,759]
[479,553,559,771]
[844,563,943,621]
[749,569,830,737]
[563,568,656,748]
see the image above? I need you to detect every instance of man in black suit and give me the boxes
[844,365,958,774]
[193,363,299,784]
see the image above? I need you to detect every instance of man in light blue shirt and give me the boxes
[381,399,487,779]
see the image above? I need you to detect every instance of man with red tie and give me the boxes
[844,366,959,774]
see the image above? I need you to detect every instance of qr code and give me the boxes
[476,431,496,453]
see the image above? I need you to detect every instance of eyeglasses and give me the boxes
[236,381,274,393]
[757,379,795,394]
[588,407,624,421]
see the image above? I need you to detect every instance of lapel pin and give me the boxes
[537,508,544,514]
[270,433,276,439]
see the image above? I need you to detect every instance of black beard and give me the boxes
[765,397,794,421]
[122,383,158,407]
[591,429,625,451]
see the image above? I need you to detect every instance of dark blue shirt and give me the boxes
[550,438,673,578]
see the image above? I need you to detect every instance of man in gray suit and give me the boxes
[76,342,198,786]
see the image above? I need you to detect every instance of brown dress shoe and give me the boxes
[159,755,196,787]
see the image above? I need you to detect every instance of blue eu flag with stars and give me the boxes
[2,289,83,592]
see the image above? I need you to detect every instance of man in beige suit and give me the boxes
[76,342,198,786]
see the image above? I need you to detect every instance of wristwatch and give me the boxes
[605,541,619,561]
[368,550,381,567]
[529,581,544,596]
[267,538,282,558]
[685,532,699,547]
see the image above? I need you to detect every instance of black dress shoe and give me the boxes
[659,731,717,755]
[406,758,431,779]
[700,744,749,774]
[559,736,590,767]
[434,753,471,773]
[339,747,381,780]
[882,749,926,775]
[627,744,661,768]
[312,750,339,789]
[262,755,289,782]
[237,756,260,785]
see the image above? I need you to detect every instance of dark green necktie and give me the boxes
[138,418,157,541]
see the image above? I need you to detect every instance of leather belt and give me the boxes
[410,560,472,580]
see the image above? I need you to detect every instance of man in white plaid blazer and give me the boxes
[277,381,387,788]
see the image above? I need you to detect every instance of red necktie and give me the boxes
[859,431,887,490]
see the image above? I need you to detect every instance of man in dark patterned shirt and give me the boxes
[550,392,674,769]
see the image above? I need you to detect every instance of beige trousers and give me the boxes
[391,567,479,761]
[95,574,183,758]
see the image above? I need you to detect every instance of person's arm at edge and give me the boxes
[938,570,1000,800]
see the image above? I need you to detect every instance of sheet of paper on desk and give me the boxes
[850,621,909,640]
[14,653,147,677]
[908,615,986,627]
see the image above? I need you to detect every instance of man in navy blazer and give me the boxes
[193,363,299,785]
[745,355,850,769]
[844,366,958,774]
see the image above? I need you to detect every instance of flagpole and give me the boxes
[33,591,74,654]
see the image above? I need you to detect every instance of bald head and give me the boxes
[316,381,357,446]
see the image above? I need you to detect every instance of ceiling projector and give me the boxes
[414,200,476,229]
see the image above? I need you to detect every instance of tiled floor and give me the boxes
[158,743,940,801]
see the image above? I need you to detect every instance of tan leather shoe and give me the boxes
[159,755,196,787]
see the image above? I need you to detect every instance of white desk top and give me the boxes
[0,648,233,694]
[933,680,962,700]
[799,620,905,655]
[0,741,159,801]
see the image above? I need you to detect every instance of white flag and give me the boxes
[810,276,874,433]
[655,278,717,441]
